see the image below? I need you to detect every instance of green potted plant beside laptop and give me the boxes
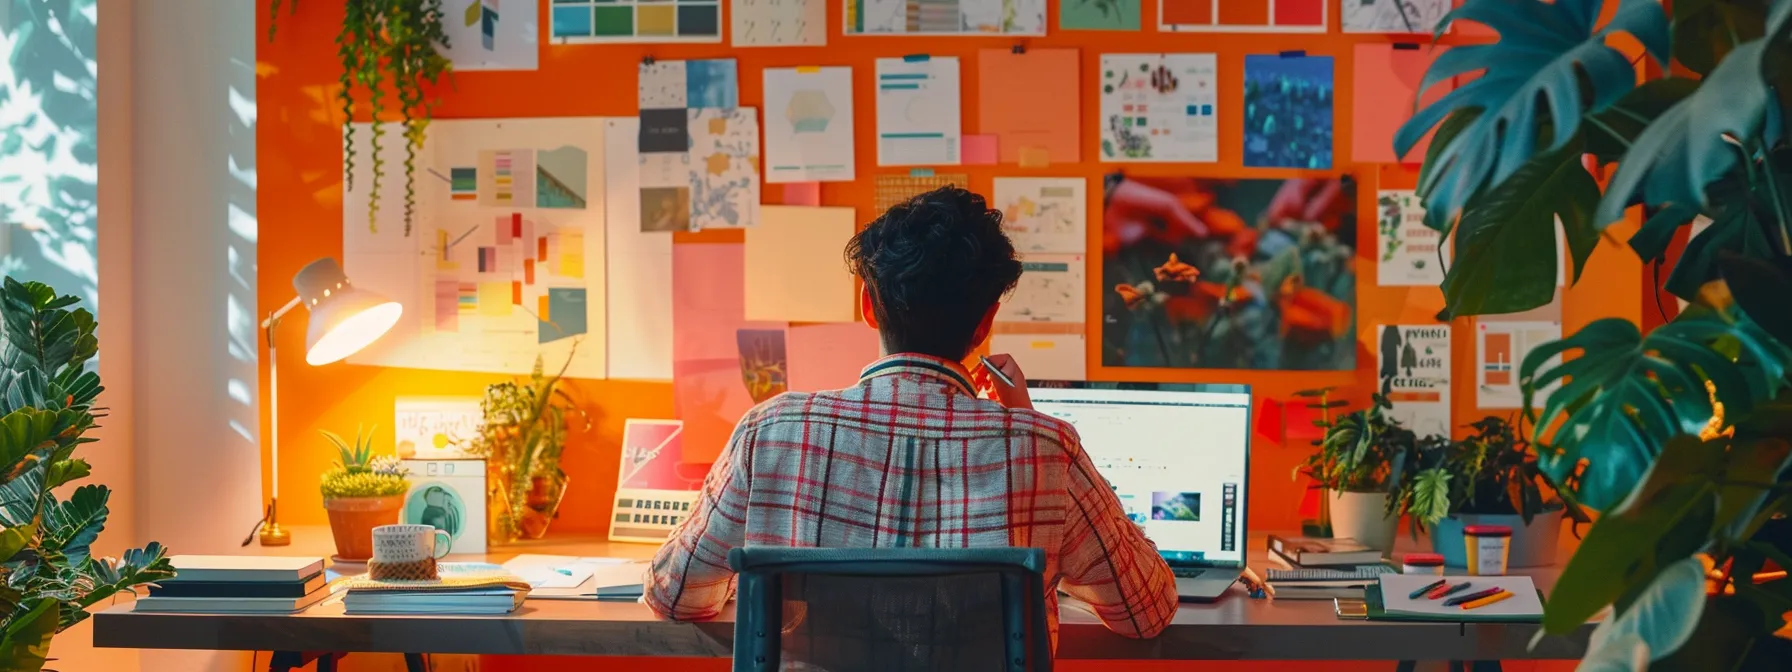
[1300,395,1420,551]
[1392,416,1585,567]
[320,427,409,562]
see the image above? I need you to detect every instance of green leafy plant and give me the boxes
[1399,0,1792,666]
[1300,395,1421,499]
[268,0,453,237]
[319,426,409,499]
[0,278,174,672]
[1388,416,1586,535]
[467,355,590,541]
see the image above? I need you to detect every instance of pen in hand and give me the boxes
[979,355,1015,387]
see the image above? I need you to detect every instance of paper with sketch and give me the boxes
[733,0,825,46]
[1353,44,1454,164]
[999,255,1086,324]
[763,67,855,183]
[845,0,1043,34]
[875,57,962,166]
[788,324,882,392]
[1060,0,1140,30]
[1477,321,1560,409]
[688,108,760,230]
[979,49,1080,164]
[1099,54,1218,163]
[394,397,483,460]
[1377,326,1451,438]
[1378,575,1543,617]
[442,0,539,70]
[992,332,1086,381]
[1376,190,1446,286]
[603,118,674,380]
[744,206,858,322]
[1343,0,1452,33]
[994,178,1087,254]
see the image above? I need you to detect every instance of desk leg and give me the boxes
[1395,662,1415,672]
[404,653,428,672]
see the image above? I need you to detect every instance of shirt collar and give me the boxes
[859,353,977,396]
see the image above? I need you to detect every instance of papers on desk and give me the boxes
[1377,575,1543,618]
[502,555,647,600]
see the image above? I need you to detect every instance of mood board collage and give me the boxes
[341,0,1567,485]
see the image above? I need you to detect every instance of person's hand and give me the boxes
[1238,567,1274,599]
[971,354,1031,410]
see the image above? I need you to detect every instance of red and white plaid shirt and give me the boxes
[646,353,1179,642]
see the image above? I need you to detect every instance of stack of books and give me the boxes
[136,556,329,614]
[340,562,531,615]
[1264,535,1394,600]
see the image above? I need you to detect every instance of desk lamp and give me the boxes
[252,258,403,546]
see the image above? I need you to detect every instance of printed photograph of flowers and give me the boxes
[1101,174,1357,371]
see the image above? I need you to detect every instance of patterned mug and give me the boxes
[371,524,452,564]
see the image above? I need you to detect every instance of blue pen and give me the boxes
[554,568,573,576]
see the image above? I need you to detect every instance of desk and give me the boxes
[92,529,1593,662]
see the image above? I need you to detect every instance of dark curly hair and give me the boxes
[845,187,1023,361]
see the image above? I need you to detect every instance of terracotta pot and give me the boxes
[323,495,404,561]
[1328,489,1398,552]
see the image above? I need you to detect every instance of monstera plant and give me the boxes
[0,279,174,671]
[1398,0,1792,667]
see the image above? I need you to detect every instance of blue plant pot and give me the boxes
[1428,509,1564,569]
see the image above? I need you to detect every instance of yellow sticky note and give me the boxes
[1019,147,1050,168]
[558,232,585,278]
[477,282,512,317]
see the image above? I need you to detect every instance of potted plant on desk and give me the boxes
[320,427,409,562]
[468,355,590,543]
[1300,395,1426,551]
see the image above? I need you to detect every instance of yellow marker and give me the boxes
[796,66,822,74]
[1459,590,1513,611]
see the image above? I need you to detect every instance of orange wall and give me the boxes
[255,2,1640,536]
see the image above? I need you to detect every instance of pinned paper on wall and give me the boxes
[733,0,826,46]
[1343,0,1452,33]
[443,0,539,70]
[688,107,761,230]
[875,57,963,166]
[788,323,882,392]
[1243,54,1334,169]
[551,0,722,43]
[1061,0,1141,30]
[763,67,856,183]
[1377,325,1451,438]
[994,178,1087,254]
[394,397,484,460]
[994,253,1088,380]
[343,119,607,378]
[845,0,1045,35]
[603,118,673,380]
[1352,44,1454,164]
[991,331,1086,381]
[874,173,969,213]
[673,243,783,465]
[781,182,821,206]
[1477,321,1561,409]
[962,135,999,165]
[638,60,756,231]
[744,206,858,323]
[1159,0,1326,33]
[1098,54,1219,163]
[979,49,1080,164]
[1376,190,1447,286]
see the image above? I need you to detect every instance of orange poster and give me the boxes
[1352,43,1454,164]
[978,48,1081,165]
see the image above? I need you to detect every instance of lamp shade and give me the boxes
[292,258,403,365]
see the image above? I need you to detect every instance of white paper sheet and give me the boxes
[1378,575,1543,618]
[688,107,761,230]
[763,67,856,183]
[994,178,1087,255]
[844,0,1044,35]
[604,118,674,380]
[875,57,962,166]
[1342,0,1452,34]
[1098,54,1219,163]
[732,0,826,46]
[1476,321,1561,409]
[1376,190,1447,286]
[992,333,1086,381]
[999,255,1086,324]
[1377,325,1451,437]
[441,0,540,70]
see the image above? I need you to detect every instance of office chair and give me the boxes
[728,547,1053,672]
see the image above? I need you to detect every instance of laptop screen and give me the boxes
[1028,382,1251,566]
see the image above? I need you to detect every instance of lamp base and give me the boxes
[258,521,292,546]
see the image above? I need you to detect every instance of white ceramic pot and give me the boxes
[1329,489,1398,552]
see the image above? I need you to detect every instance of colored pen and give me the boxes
[979,356,1015,387]
[1461,590,1514,610]
[1430,582,1473,600]
[1444,586,1504,607]
[1407,579,1447,599]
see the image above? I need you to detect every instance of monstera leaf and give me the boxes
[1520,306,1792,510]
[1439,140,1601,317]
[1394,0,1668,224]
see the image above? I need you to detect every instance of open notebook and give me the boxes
[1376,574,1544,619]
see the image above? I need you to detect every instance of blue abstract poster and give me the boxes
[1243,54,1335,169]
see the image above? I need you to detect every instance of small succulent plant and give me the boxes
[320,426,409,499]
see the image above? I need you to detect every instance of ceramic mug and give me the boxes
[371,524,452,564]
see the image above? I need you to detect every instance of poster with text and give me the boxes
[1376,190,1446,286]
[1377,325,1451,438]
[1477,321,1561,409]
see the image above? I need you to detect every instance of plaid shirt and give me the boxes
[646,353,1179,642]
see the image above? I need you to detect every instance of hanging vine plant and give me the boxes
[269,0,452,237]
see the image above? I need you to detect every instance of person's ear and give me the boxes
[860,285,880,329]
[969,302,999,352]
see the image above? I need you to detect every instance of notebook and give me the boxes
[343,587,526,615]
[133,589,329,614]
[1370,575,1544,621]
[148,572,327,599]
[165,556,326,583]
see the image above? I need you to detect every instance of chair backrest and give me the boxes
[728,547,1053,672]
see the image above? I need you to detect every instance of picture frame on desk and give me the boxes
[401,459,487,554]
[611,419,702,544]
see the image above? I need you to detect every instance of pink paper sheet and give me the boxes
[788,323,882,392]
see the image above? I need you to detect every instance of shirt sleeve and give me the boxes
[1053,432,1179,639]
[645,419,755,621]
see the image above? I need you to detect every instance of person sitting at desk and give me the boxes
[645,186,1180,642]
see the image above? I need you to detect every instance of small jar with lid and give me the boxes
[1401,552,1445,575]
[1463,524,1513,575]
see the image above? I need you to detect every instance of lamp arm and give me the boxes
[260,295,303,334]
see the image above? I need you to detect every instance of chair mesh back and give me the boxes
[775,572,1011,672]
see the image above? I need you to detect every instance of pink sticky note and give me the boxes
[672,243,783,465]
[782,182,821,206]
[788,323,882,392]
[963,135,999,165]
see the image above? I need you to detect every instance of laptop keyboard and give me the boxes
[1171,568,1207,579]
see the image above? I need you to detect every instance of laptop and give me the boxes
[1029,381,1252,602]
